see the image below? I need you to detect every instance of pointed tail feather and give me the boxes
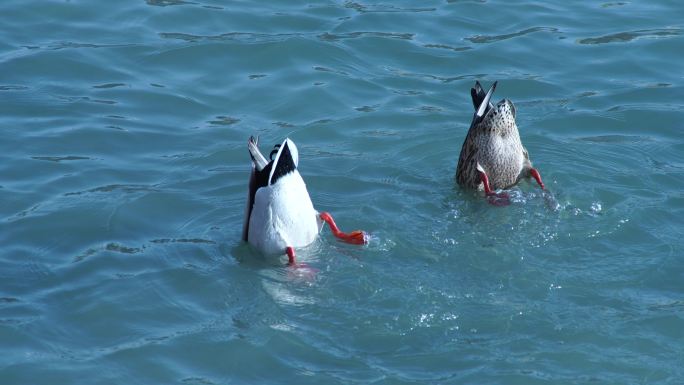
[248,136,268,171]
[476,81,497,118]
[471,81,486,110]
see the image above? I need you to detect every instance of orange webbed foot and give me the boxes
[319,212,368,245]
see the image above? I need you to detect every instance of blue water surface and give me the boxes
[1,1,683,384]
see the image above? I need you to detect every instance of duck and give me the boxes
[455,81,545,203]
[242,136,367,265]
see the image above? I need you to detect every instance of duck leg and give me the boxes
[529,168,545,190]
[477,163,510,206]
[319,212,368,245]
[477,162,494,196]
[286,246,296,265]
[285,247,319,277]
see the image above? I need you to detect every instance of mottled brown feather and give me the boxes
[456,82,536,191]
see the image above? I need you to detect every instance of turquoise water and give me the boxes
[1,0,683,383]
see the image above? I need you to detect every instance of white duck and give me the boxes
[242,136,366,265]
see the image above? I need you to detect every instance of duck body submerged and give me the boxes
[243,137,322,256]
[459,98,526,190]
[242,136,366,264]
[247,170,322,255]
[456,81,544,195]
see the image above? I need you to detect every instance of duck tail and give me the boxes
[248,136,268,171]
[470,81,486,110]
[471,81,497,118]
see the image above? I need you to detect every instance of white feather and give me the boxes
[476,81,497,118]
[248,136,268,171]
[247,170,322,255]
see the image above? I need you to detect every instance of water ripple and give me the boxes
[31,156,92,162]
[42,42,133,51]
[578,28,681,44]
[344,1,436,13]
[465,27,560,44]
[318,31,414,41]
[92,83,126,89]
[150,238,215,245]
[146,0,194,7]
[159,32,307,43]
[423,43,472,52]
[207,116,240,126]
[601,2,628,7]
[0,85,29,91]
[64,184,160,197]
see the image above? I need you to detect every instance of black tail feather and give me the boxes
[470,80,497,118]
[270,141,296,185]
[471,81,486,111]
